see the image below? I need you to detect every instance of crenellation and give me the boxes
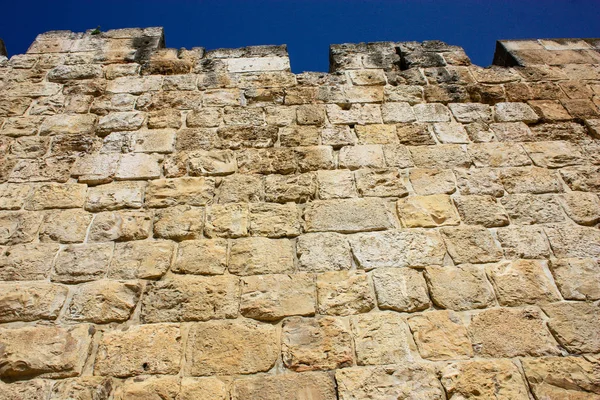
[1,25,600,398]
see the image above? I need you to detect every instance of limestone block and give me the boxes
[529,99,572,121]
[381,102,416,123]
[71,153,120,185]
[279,126,320,146]
[154,205,204,241]
[0,281,67,322]
[469,307,561,357]
[186,107,222,128]
[0,325,92,380]
[39,114,97,137]
[109,240,174,279]
[441,226,503,264]
[95,324,182,377]
[114,376,179,400]
[304,198,395,233]
[349,69,387,85]
[372,268,430,312]
[395,123,435,146]
[146,177,215,207]
[496,225,551,259]
[141,275,239,323]
[173,239,227,275]
[147,109,182,129]
[39,209,92,243]
[454,168,504,197]
[316,271,375,316]
[560,166,600,192]
[468,142,531,167]
[204,202,248,238]
[180,377,230,400]
[326,103,382,125]
[433,122,470,143]
[501,194,564,224]
[85,181,145,211]
[296,104,326,125]
[384,85,423,104]
[241,273,315,321]
[187,320,278,375]
[317,170,357,199]
[131,129,176,153]
[409,168,456,195]
[339,145,385,169]
[1,116,44,137]
[0,243,59,280]
[89,210,152,242]
[229,237,294,275]
[355,168,408,197]
[232,372,336,400]
[350,229,446,269]
[297,232,352,272]
[9,156,74,183]
[355,124,398,144]
[106,76,162,94]
[464,121,495,142]
[0,183,32,210]
[336,364,445,400]
[50,377,113,400]
[521,356,600,400]
[425,265,495,311]
[97,112,145,135]
[264,173,316,203]
[351,312,412,365]
[559,192,600,225]
[188,149,237,176]
[115,153,162,180]
[217,174,263,203]
[295,146,335,172]
[495,102,539,122]
[413,103,452,122]
[249,202,301,237]
[454,195,509,227]
[500,167,563,194]
[24,183,86,210]
[397,194,460,227]
[542,302,600,354]
[53,243,113,283]
[410,144,471,169]
[545,224,600,258]
[523,140,584,168]
[381,144,414,168]
[408,310,473,360]
[549,258,600,301]
[216,125,278,149]
[490,121,534,142]
[223,106,265,126]
[236,148,297,174]
[0,96,32,117]
[440,360,530,400]
[66,280,141,323]
[282,316,353,372]
[449,103,493,123]
[0,211,42,245]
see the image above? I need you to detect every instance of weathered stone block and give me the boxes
[296,232,352,272]
[495,102,539,123]
[109,240,174,279]
[249,202,301,237]
[468,142,531,167]
[39,209,92,243]
[454,168,504,197]
[229,237,294,275]
[441,226,503,264]
[408,310,473,360]
[500,167,563,194]
[317,170,357,199]
[85,181,145,211]
[53,243,113,283]
[0,281,68,323]
[89,210,152,242]
[0,211,42,245]
[496,225,551,259]
[355,168,408,197]
[409,168,456,195]
[316,271,375,316]
[304,198,395,233]
[146,177,215,207]
[115,153,162,180]
[549,258,600,301]
[188,149,237,176]
[544,224,600,258]
[410,144,471,168]
[173,239,227,275]
[372,267,430,312]
[501,193,564,224]
[205,203,249,238]
[351,312,412,365]
[425,265,495,311]
[339,144,385,169]
[264,173,316,203]
[397,194,460,227]
[154,205,204,240]
[543,302,600,354]
[66,280,141,323]
[454,195,509,227]
[559,191,600,226]
[232,372,336,400]
[355,124,398,144]
[0,243,59,280]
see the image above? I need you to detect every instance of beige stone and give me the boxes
[523,141,584,168]
[50,377,113,400]
[372,267,430,312]
[229,237,294,275]
[469,307,561,357]
[115,153,162,180]
[410,144,471,169]
[146,177,215,207]
[249,202,301,237]
[188,149,237,176]
[317,170,357,199]
[500,167,563,194]
[381,102,416,123]
[543,302,600,354]
[154,205,204,240]
[495,102,539,123]
[0,211,42,245]
[0,242,59,280]
[0,281,67,322]
[321,125,358,147]
[454,168,503,197]
[97,111,145,134]
[109,240,174,279]
[326,103,382,125]
[381,144,414,168]
[148,109,182,129]
[131,129,176,153]
[236,148,297,174]
[336,364,445,400]
[545,224,600,258]
[560,192,600,226]
[241,273,315,321]
[560,166,600,192]
[354,168,408,197]
[350,229,446,269]
[85,181,145,211]
[204,203,249,238]
[449,102,493,123]
[66,280,141,323]
[355,124,398,144]
[468,142,531,167]
[141,275,239,322]
[232,372,336,400]
[549,258,600,301]
[114,376,179,400]
[296,232,352,272]
[317,271,375,316]
[413,103,452,122]
[351,312,412,365]
[0,183,32,210]
[440,360,530,400]
[95,324,182,377]
[39,209,92,243]
[408,310,473,360]
[187,319,278,375]
[396,123,435,145]
[71,153,120,184]
[409,168,456,195]
[521,356,600,400]
[24,183,86,210]
[217,174,263,203]
[187,107,222,128]
[496,226,551,259]
[0,325,92,379]
[53,243,113,283]
[398,194,460,227]
[339,145,386,169]
[89,210,152,242]
[425,265,495,311]
[432,122,470,143]
[39,114,97,135]
[296,145,334,172]
[304,198,395,233]
[454,195,509,227]
[216,125,278,148]
[180,377,230,400]
[501,194,564,224]
[282,316,353,372]
[264,173,316,203]
[441,226,503,264]
[173,239,227,275]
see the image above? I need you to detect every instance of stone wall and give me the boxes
[0,27,599,399]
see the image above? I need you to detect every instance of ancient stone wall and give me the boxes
[0,27,599,399]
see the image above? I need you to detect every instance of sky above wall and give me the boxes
[1,0,599,73]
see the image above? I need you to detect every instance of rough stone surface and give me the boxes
[425,265,495,311]
[542,302,600,354]
[408,310,473,360]
[65,280,142,323]
[372,267,431,312]
[316,271,375,316]
[232,372,336,400]
[351,312,413,365]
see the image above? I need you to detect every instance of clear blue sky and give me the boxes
[1,0,599,72]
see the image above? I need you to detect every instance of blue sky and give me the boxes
[1,0,599,72]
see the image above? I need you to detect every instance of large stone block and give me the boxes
[304,198,396,233]
[146,177,215,207]
[542,302,600,354]
[296,232,353,272]
[316,271,375,316]
[0,281,68,323]
[66,280,141,323]
[0,243,59,280]
[549,258,600,301]
[441,226,503,264]
[228,237,294,275]
[172,239,227,275]
[408,310,473,360]
[109,240,174,279]
[53,243,113,283]
[232,372,336,400]
[372,267,430,312]
[425,265,495,311]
